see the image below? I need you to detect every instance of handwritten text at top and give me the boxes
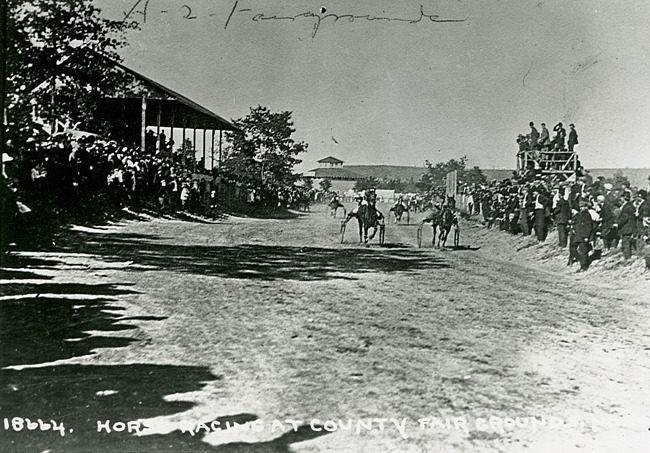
[122,0,466,38]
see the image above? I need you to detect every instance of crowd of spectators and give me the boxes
[460,173,650,272]
[9,132,228,218]
[1,129,304,248]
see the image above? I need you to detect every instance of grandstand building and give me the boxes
[303,156,427,193]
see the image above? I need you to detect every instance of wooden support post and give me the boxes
[170,111,175,153]
[202,129,206,171]
[211,129,215,171]
[141,95,147,153]
[156,103,161,153]
[219,130,223,169]
[193,127,196,157]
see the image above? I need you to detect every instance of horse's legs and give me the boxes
[368,226,377,241]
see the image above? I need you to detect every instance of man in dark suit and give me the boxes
[568,124,579,152]
[553,123,567,151]
[636,190,650,270]
[599,193,619,252]
[568,198,593,272]
[617,192,636,260]
[554,189,570,247]
[529,122,539,150]
[532,186,550,241]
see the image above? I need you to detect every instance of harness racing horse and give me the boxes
[438,207,460,247]
[417,207,443,248]
[340,192,385,244]
[328,198,346,218]
[389,203,410,224]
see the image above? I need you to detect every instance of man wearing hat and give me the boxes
[635,190,650,270]
[599,191,619,253]
[553,186,570,247]
[617,191,636,260]
[529,122,539,150]
[568,197,594,271]
[568,124,579,152]
[553,122,566,151]
[540,123,550,149]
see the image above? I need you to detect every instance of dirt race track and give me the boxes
[1,202,649,452]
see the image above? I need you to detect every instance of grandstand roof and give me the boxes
[95,52,238,131]
[317,156,345,164]
[307,165,426,182]
[307,167,363,180]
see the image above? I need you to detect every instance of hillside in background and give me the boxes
[342,165,426,182]
[307,163,649,188]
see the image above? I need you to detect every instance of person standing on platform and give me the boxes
[553,123,566,150]
[540,123,550,149]
[568,124,579,152]
[529,122,539,152]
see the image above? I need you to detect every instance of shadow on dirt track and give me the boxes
[1,257,329,452]
[57,232,450,281]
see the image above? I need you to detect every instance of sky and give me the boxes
[97,0,650,172]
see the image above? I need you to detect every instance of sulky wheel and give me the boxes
[379,224,385,245]
[340,221,346,244]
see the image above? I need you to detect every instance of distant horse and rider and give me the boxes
[328,195,346,218]
[340,190,385,245]
[389,197,410,224]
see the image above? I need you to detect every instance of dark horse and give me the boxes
[418,207,443,247]
[343,192,384,244]
[328,198,346,218]
[438,207,460,247]
[417,205,458,247]
[389,203,410,224]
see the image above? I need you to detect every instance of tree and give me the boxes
[459,166,487,186]
[223,106,307,202]
[318,178,331,192]
[354,176,380,191]
[302,176,313,192]
[416,157,467,193]
[5,0,137,149]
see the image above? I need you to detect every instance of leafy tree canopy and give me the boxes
[460,166,488,186]
[354,176,380,192]
[416,157,487,192]
[5,0,137,149]
[318,178,332,192]
[417,157,466,192]
[223,106,307,199]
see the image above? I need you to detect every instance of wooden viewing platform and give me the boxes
[517,148,578,182]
